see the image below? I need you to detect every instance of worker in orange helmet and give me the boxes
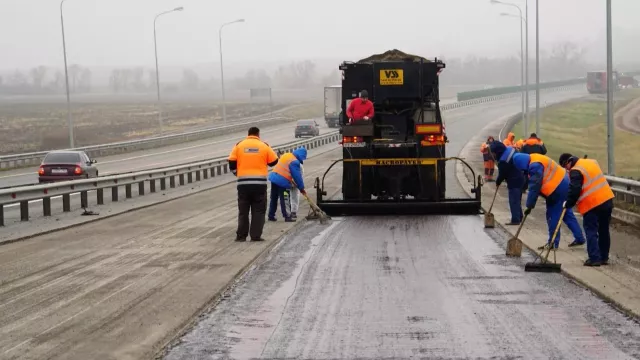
[480,136,496,182]
[503,132,516,147]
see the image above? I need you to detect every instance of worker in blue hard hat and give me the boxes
[490,141,525,225]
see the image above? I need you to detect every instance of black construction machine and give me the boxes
[313,50,483,216]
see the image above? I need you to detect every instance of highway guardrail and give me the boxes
[0,83,585,171]
[0,131,341,226]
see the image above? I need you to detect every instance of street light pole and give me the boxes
[491,0,529,132]
[60,0,73,148]
[219,19,245,124]
[606,0,614,174]
[535,0,540,135]
[501,12,526,136]
[154,7,184,134]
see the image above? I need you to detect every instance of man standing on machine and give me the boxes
[559,153,615,267]
[346,90,374,123]
[512,152,586,249]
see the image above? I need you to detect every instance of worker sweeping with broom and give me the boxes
[559,153,615,267]
[512,153,585,250]
[490,141,525,225]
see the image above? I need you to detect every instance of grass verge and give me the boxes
[511,89,640,178]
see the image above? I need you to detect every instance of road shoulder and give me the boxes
[456,112,640,319]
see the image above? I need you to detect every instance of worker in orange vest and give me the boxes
[559,153,615,267]
[521,133,547,155]
[512,153,585,249]
[480,136,496,182]
[515,138,525,151]
[228,127,279,242]
[503,132,516,147]
[268,147,307,222]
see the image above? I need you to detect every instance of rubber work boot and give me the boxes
[235,236,246,242]
[568,240,585,247]
[291,212,297,220]
[251,237,266,242]
[285,217,296,223]
[584,259,601,267]
[268,217,277,222]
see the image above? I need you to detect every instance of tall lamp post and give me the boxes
[500,12,527,136]
[535,0,540,135]
[606,0,614,174]
[219,19,245,124]
[491,0,529,132]
[154,6,184,134]
[60,0,73,148]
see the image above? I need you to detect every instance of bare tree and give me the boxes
[78,68,92,92]
[29,66,48,89]
[68,64,81,92]
[131,67,145,92]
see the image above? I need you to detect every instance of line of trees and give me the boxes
[2,41,638,96]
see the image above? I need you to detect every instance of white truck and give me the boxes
[324,85,342,128]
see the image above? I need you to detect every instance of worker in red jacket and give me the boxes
[346,90,374,123]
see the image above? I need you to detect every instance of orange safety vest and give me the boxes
[571,159,615,215]
[272,152,296,181]
[228,136,278,185]
[525,137,543,146]
[530,153,565,196]
[515,139,524,150]
[503,133,515,146]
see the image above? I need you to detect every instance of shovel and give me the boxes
[484,183,500,228]
[524,208,564,273]
[506,212,527,257]
[292,179,331,225]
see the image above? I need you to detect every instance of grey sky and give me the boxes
[1,0,639,71]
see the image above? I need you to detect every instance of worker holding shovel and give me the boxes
[268,147,307,222]
[490,141,525,225]
[512,153,585,249]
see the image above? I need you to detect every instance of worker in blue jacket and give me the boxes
[512,153,585,249]
[490,141,525,225]
[268,147,307,222]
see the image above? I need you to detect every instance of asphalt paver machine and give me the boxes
[314,50,483,216]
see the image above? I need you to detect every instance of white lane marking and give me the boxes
[0,122,298,180]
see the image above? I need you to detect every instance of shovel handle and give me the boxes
[488,183,500,213]
[513,212,528,239]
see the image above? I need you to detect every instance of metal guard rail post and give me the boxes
[606,175,640,208]
[0,84,583,170]
[0,132,341,226]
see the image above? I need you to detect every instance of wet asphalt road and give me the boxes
[161,89,640,359]
[163,216,640,360]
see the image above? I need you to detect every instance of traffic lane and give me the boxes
[0,119,329,188]
[0,146,341,360]
[0,136,338,227]
[163,216,640,360]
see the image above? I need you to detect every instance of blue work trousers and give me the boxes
[546,189,585,247]
[268,183,291,219]
[583,199,613,262]
[508,187,523,223]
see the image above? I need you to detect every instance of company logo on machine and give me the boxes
[361,159,433,166]
[343,142,366,148]
[379,69,404,86]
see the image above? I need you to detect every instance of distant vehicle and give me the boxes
[324,85,342,128]
[294,119,320,138]
[618,73,638,88]
[38,150,98,183]
[587,70,618,94]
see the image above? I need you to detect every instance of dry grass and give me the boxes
[0,101,296,155]
[512,89,640,178]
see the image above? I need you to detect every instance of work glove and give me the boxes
[524,207,533,216]
[495,180,502,188]
[563,201,568,209]
[363,116,370,120]
[231,169,237,176]
[300,189,307,196]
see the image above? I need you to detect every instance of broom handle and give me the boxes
[513,212,528,239]
[543,207,567,263]
[488,183,500,213]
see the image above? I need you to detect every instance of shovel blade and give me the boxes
[506,237,523,257]
[484,213,495,228]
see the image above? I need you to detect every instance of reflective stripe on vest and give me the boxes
[572,159,615,215]
[530,154,565,196]
[272,152,295,181]
[501,147,516,163]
